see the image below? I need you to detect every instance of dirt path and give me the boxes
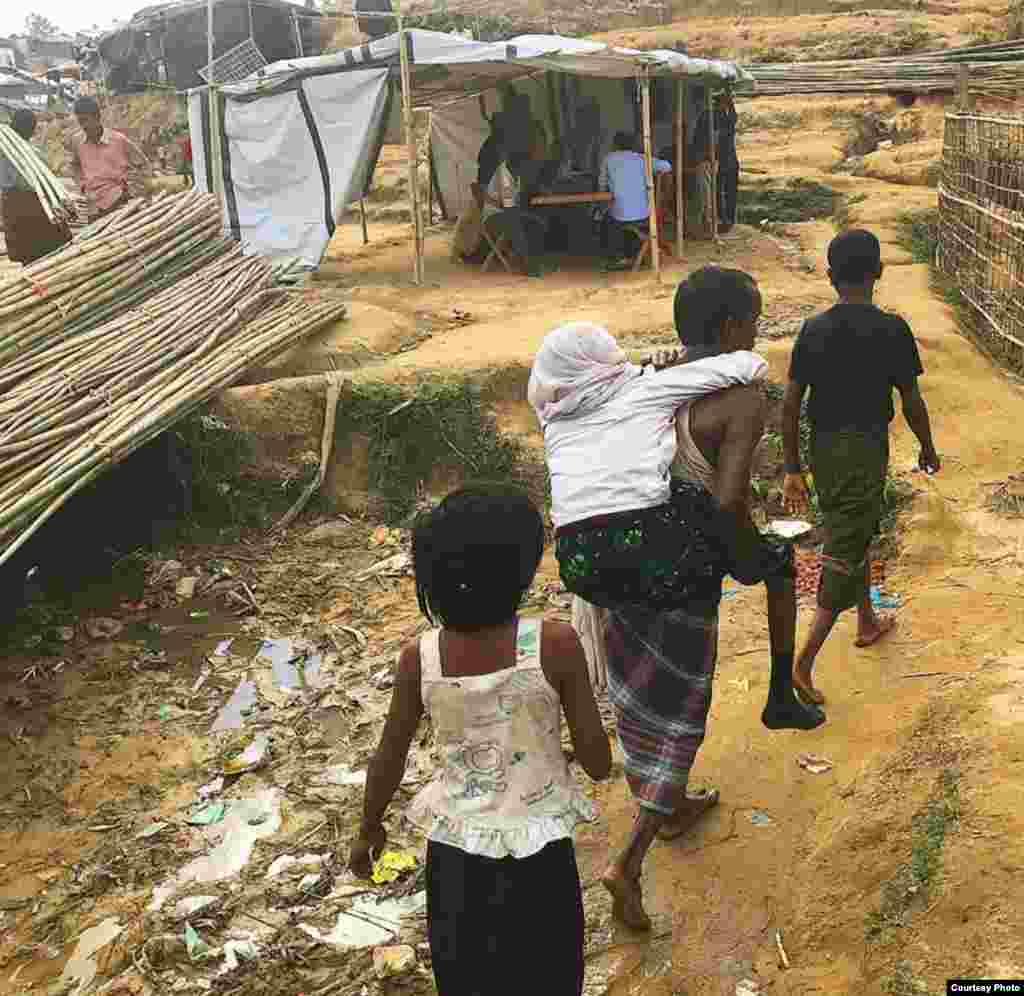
[567,159,1024,992]
[3,97,1024,996]
[579,264,1024,994]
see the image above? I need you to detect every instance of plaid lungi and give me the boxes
[605,604,718,815]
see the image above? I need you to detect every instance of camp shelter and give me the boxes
[98,0,322,93]
[187,29,751,270]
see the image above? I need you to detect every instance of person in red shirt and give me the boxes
[179,133,193,186]
[68,96,150,219]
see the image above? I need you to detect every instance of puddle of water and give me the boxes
[257,638,323,692]
[212,678,258,732]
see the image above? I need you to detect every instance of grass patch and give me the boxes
[737,178,841,225]
[737,108,805,131]
[866,768,961,941]
[339,376,542,524]
[833,192,867,231]
[175,414,318,543]
[895,209,939,263]
[883,962,928,996]
[744,46,793,65]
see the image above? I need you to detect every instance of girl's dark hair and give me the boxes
[674,265,759,348]
[413,485,545,632]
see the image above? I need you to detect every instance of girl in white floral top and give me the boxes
[350,486,611,996]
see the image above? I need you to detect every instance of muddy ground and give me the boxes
[3,80,1024,996]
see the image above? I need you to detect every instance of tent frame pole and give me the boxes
[640,72,661,281]
[706,82,718,243]
[426,133,434,225]
[359,198,369,244]
[207,0,224,207]
[396,2,424,285]
[675,78,684,260]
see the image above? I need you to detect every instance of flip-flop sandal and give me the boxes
[658,787,721,841]
[854,616,897,648]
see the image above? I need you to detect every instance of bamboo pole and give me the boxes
[675,79,684,260]
[426,135,434,226]
[207,0,224,205]
[359,198,369,244]
[0,193,231,370]
[682,80,690,243]
[640,74,661,281]
[958,64,973,109]
[396,1,424,286]
[707,83,718,243]
[0,126,73,224]
[0,254,346,564]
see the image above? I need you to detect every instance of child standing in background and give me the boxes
[350,486,612,996]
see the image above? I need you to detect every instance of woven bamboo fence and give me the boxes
[938,111,1024,373]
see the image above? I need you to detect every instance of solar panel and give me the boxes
[198,37,267,85]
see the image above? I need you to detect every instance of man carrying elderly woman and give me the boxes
[528,266,823,930]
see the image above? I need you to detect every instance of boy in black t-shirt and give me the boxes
[781,229,939,706]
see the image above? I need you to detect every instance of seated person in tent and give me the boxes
[68,96,150,220]
[471,111,507,211]
[599,132,671,270]
[481,158,551,277]
[452,113,508,264]
[1,109,72,265]
[565,97,604,179]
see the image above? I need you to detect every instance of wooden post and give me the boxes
[682,80,689,241]
[640,73,661,281]
[426,135,434,225]
[675,78,684,259]
[206,0,224,205]
[706,83,718,242]
[396,5,424,285]
[957,64,973,110]
[359,198,369,244]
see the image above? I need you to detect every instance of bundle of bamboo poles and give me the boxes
[0,248,347,567]
[0,124,74,225]
[0,189,231,368]
[746,40,1024,98]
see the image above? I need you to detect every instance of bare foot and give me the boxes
[855,615,897,648]
[657,787,720,840]
[762,694,826,731]
[601,866,651,931]
[792,667,825,706]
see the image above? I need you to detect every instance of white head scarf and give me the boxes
[528,322,641,427]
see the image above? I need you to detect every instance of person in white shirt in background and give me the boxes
[598,131,671,270]
[481,159,550,278]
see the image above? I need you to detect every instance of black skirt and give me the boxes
[426,837,584,996]
[555,479,793,612]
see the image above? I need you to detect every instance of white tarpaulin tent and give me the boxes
[188,68,392,266]
[188,29,751,266]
